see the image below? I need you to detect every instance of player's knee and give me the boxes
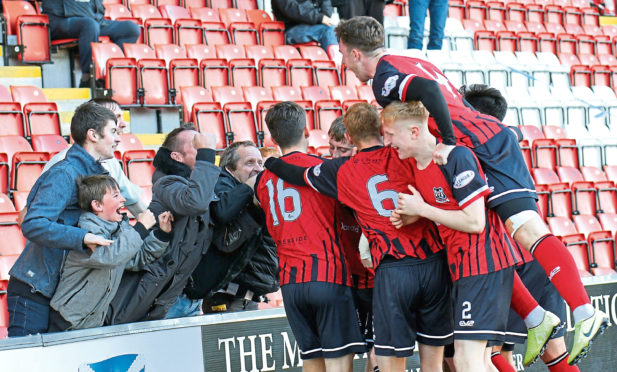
[511,212,549,248]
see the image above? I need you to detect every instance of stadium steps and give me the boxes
[0,66,41,87]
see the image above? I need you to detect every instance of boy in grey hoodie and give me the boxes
[48,175,173,331]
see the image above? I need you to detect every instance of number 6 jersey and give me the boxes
[301,146,444,268]
[255,151,351,286]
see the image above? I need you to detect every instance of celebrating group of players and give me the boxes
[247,16,609,372]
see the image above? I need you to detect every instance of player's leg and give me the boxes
[443,343,456,372]
[495,199,609,364]
[365,348,379,372]
[375,356,406,372]
[453,340,488,372]
[492,345,515,372]
[324,353,354,372]
[418,343,444,372]
[485,347,499,372]
[477,131,608,364]
[303,358,326,372]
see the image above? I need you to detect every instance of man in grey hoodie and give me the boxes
[48,175,172,331]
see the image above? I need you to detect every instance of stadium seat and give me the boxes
[136,58,170,106]
[313,60,341,87]
[10,85,46,106]
[208,0,232,9]
[548,216,578,237]
[572,181,598,215]
[30,134,69,154]
[186,43,217,60]
[298,46,330,62]
[0,193,15,213]
[192,102,228,149]
[542,125,567,139]
[131,5,174,47]
[190,7,220,23]
[212,85,244,106]
[0,103,24,137]
[597,182,617,214]
[200,58,230,89]
[2,1,51,63]
[0,253,19,280]
[90,43,138,105]
[556,138,579,168]
[0,154,9,196]
[315,100,343,132]
[581,166,607,182]
[587,230,617,275]
[561,233,593,277]
[22,102,61,138]
[12,151,48,192]
[116,133,144,154]
[302,86,330,104]
[245,9,285,46]
[519,125,544,141]
[467,0,488,20]
[272,85,302,101]
[329,85,359,106]
[308,129,330,156]
[122,150,155,187]
[223,102,258,144]
[123,42,156,60]
[557,166,584,185]
[484,19,506,33]
[202,21,232,45]
[255,100,278,147]
[599,212,617,234]
[242,86,273,109]
[573,214,604,238]
[532,139,558,169]
[234,0,258,10]
[179,86,212,122]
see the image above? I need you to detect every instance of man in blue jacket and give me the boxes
[7,102,121,337]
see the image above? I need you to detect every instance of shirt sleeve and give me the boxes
[304,157,347,199]
[442,147,490,209]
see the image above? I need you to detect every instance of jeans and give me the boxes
[7,295,50,337]
[407,0,449,50]
[164,294,202,319]
[48,16,140,74]
[285,24,338,50]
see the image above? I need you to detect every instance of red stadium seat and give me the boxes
[186,43,217,60]
[0,193,15,213]
[597,182,617,214]
[313,60,340,87]
[242,86,273,109]
[474,30,497,52]
[272,85,302,101]
[587,230,617,275]
[169,58,200,104]
[542,125,567,139]
[532,139,557,170]
[202,21,231,45]
[556,138,579,168]
[136,58,170,106]
[30,134,69,154]
[599,212,617,234]
[22,102,61,137]
[200,58,230,89]
[294,100,316,131]
[307,129,330,156]
[449,0,466,21]
[2,1,51,63]
[254,100,278,147]
[224,102,258,144]
[561,234,593,277]
[287,59,314,87]
[573,214,603,238]
[178,86,212,123]
[302,86,330,105]
[10,85,46,106]
[572,181,597,215]
[518,32,538,53]
[467,0,488,19]
[315,100,343,132]
[0,154,9,196]
[0,212,24,255]
[548,216,578,236]
[192,102,228,149]
[12,151,48,192]
[519,125,545,141]
[116,133,144,154]
[298,46,330,62]
[90,43,138,105]
[209,0,233,9]
[0,254,19,280]
[605,165,617,184]
[557,166,584,184]
[190,7,220,23]
[0,102,24,137]
[212,85,244,106]
[123,150,155,187]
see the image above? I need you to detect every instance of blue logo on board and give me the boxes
[79,354,145,372]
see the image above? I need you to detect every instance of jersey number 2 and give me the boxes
[265,179,302,226]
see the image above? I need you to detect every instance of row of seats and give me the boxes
[90,42,357,106]
[102,0,259,10]
[104,5,284,47]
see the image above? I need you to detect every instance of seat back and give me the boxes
[123,43,156,60]
[200,58,230,88]
[190,7,220,23]
[224,102,257,143]
[193,102,227,149]
[122,149,155,187]
[137,58,169,105]
[22,102,61,137]
[212,85,243,106]
[116,133,144,154]
[12,151,48,191]
[0,212,24,255]
[2,0,36,35]
[30,134,69,153]
[155,44,187,66]
[186,44,217,60]
[179,86,212,122]
[16,15,51,63]
[0,102,24,137]
[10,85,46,106]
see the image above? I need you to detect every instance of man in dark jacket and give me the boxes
[42,0,140,87]
[106,127,220,324]
[272,0,340,60]
[186,141,279,313]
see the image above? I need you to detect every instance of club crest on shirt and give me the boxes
[382,75,399,96]
[453,170,475,189]
[433,187,449,203]
[313,164,321,176]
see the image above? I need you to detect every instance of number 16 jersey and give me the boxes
[255,151,350,287]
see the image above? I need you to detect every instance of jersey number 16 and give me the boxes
[265,179,302,226]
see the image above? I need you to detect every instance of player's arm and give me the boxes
[396,185,486,233]
[403,77,456,147]
[264,156,346,199]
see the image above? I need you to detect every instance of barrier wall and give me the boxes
[1,278,616,372]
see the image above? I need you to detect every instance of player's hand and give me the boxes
[193,132,217,150]
[361,257,374,269]
[322,15,334,26]
[157,211,174,233]
[137,209,156,230]
[396,185,426,217]
[390,210,420,228]
[83,233,114,252]
[432,143,455,165]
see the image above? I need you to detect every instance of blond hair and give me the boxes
[381,101,429,126]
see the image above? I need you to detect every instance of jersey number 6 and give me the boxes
[367,174,398,218]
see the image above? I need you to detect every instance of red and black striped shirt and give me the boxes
[373,54,507,148]
[255,152,350,286]
[304,146,444,268]
[410,146,519,280]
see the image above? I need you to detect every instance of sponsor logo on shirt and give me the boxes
[433,187,449,203]
[459,320,475,327]
[453,170,475,189]
[381,75,399,97]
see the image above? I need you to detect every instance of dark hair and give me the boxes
[220,140,258,171]
[265,101,306,149]
[335,16,385,55]
[328,116,346,142]
[343,103,381,143]
[71,101,117,146]
[459,84,508,121]
[161,125,196,153]
[77,174,120,212]
[90,98,121,113]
